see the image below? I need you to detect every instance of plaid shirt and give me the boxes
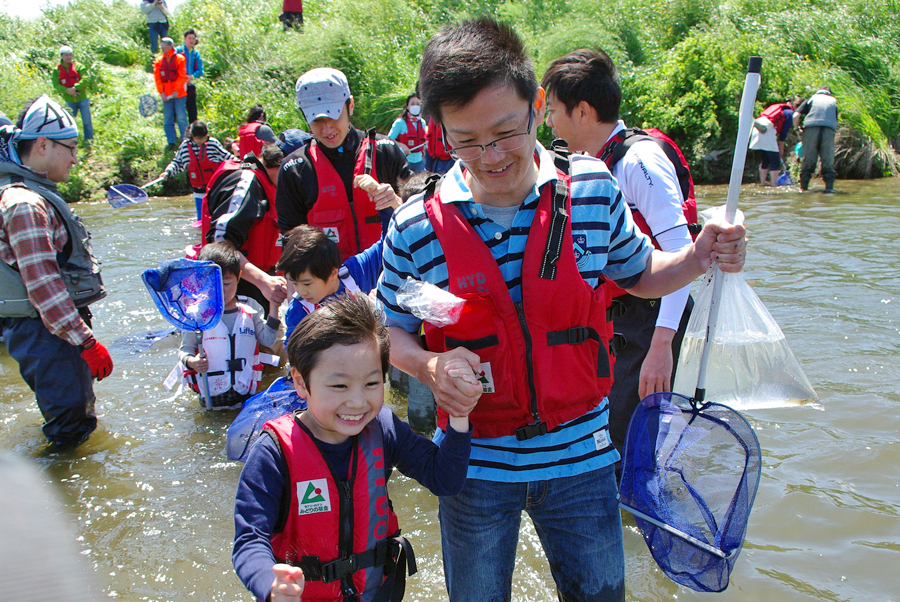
[0,186,91,346]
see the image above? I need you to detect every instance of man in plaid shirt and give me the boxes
[0,95,113,448]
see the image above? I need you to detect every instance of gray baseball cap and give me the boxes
[295,68,351,123]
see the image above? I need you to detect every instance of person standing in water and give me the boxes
[0,95,112,448]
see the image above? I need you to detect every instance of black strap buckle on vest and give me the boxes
[607,299,626,321]
[539,147,571,281]
[296,535,417,586]
[364,215,382,224]
[226,357,246,373]
[609,333,627,357]
[515,420,548,441]
[422,173,442,200]
[364,128,377,175]
[546,326,613,378]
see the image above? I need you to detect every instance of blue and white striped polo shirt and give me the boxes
[377,142,653,482]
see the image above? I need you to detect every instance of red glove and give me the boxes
[80,337,113,380]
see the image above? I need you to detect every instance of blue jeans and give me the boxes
[66,98,94,141]
[439,465,624,601]
[148,20,169,54]
[1,316,97,446]
[162,95,188,144]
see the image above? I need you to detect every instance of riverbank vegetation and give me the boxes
[1,0,898,201]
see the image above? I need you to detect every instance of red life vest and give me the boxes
[760,103,791,134]
[186,142,219,190]
[266,414,402,601]
[598,127,700,297]
[396,116,425,151]
[158,53,178,83]
[306,132,381,260]
[203,158,282,273]
[57,63,81,87]
[425,116,451,161]
[238,122,265,159]
[422,156,616,440]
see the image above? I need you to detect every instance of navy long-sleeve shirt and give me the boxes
[233,407,471,600]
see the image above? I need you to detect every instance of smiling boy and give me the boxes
[277,223,383,342]
[232,293,476,602]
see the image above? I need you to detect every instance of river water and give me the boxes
[1,178,898,601]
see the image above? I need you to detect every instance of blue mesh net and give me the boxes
[108,184,148,208]
[619,392,761,593]
[141,259,224,332]
[227,376,307,462]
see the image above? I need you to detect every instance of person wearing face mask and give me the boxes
[276,68,413,261]
[388,94,428,173]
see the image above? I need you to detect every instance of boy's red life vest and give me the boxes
[158,53,178,83]
[598,127,700,297]
[306,131,381,260]
[202,158,282,273]
[57,63,82,87]
[760,102,792,134]
[396,116,425,151]
[266,414,403,601]
[422,157,617,440]
[425,116,451,161]
[237,121,265,159]
[186,142,220,190]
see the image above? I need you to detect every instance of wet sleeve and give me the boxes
[383,409,472,496]
[233,434,287,602]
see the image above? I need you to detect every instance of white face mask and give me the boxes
[408,105,421,116]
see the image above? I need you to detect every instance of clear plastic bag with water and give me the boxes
[672,208,819,410]
[672,270,819,409]
[395,277,465,327]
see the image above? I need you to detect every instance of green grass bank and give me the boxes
[1,0,898,202]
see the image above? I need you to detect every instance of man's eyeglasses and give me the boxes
[445,110,534,161]
[50,139,78,158]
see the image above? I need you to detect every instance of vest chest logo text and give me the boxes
[456,272,486,290]
[321,184,337,197]
[297,479,331,515]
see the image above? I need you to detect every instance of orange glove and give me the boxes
[80,337,113,380]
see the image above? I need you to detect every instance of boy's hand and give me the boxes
[444,357,482,415]
[186,353,208,373]
[443,357,480,434]
[426,349,482,417]
[354,174,400,210]
[271,564,304,602]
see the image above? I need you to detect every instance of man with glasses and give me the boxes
[0,95,112,449]
[376,18,747,601]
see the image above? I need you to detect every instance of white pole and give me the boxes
[694,56,762,402]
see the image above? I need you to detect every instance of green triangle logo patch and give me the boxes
[301,481,325,504]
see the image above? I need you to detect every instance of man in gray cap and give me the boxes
[793,86,839,192]
[274,67,412,261]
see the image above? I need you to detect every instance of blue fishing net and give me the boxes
[619,392,761,593]
[227,376,307,462]
[108,184,148,208]
[141,259,224,332]
[138,94,159,118]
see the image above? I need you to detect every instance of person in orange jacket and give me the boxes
[154,37,188,151]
